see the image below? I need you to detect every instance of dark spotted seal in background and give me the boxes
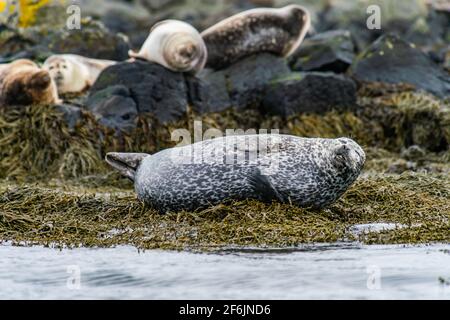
[105,134,365,213]
[201,5,311,70]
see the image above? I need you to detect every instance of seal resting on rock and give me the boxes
[201,5,311,70]
[43,54,117,94]
[128,20,207,74]
[106,134,365,213]
[0,59,60,107]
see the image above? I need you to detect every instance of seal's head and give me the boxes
[1,59,59,106]
[280,4,311,56]
[42,56,74,93]
[105,152,149,181]
[165,36,200,72]
[328,138,366,174]
[304,137,365,208]
[128,20,207,74]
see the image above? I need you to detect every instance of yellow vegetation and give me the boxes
[0,0,54,27]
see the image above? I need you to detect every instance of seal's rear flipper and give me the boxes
[247,168,283,203]
[105,152,149,181]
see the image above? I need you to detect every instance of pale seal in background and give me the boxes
[128,20,207,74]
[105,135,365,213]
[0,59,60,106]
[201,5,311,70]
[43,54,117,94]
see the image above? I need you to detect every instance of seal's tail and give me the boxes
[105,152,149,181]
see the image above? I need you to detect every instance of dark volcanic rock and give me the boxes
[289,30,356,73]
[262,72,357,117]
[185,75,230,114]
[88,53,357,127]
[317,0,432,49]
[199,53,290,112]
[349,34,450,98]
[89,60,189,126]
[86,85,138,131]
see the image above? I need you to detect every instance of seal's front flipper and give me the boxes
[247,168,283,203]
[105,152,149,181]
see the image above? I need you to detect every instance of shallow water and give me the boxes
[1,242,449,299]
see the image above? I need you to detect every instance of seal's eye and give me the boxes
[332,145,350,170]
[49,66,54,70]
[336,145,349,156]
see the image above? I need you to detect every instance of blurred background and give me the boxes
[0,0,448,66]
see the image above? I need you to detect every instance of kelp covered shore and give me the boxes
[0,172,449,250]
[0,84,449,250]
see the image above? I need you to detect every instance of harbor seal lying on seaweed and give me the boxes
[201,5,311,70]
[106,134,365,213]
[0,59,60,106]
[43,54,117,94]
[128,20,207,74]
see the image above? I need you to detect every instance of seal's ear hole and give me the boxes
[29,71,51,89]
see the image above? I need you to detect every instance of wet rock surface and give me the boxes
[288,30,356,73]
[262,72,357,117]
[86,85,138,131]
[88,60,189,126]
[87,53,297,129]
[318,0,428,48]
[199,53,291,112]
[349,34,450,98]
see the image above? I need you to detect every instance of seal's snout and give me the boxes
[105,152,149,181]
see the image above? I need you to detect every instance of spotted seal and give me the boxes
[106,134,365,213]
[128,20,207,74]
[43,54,117,94]
[201,5,311,70]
